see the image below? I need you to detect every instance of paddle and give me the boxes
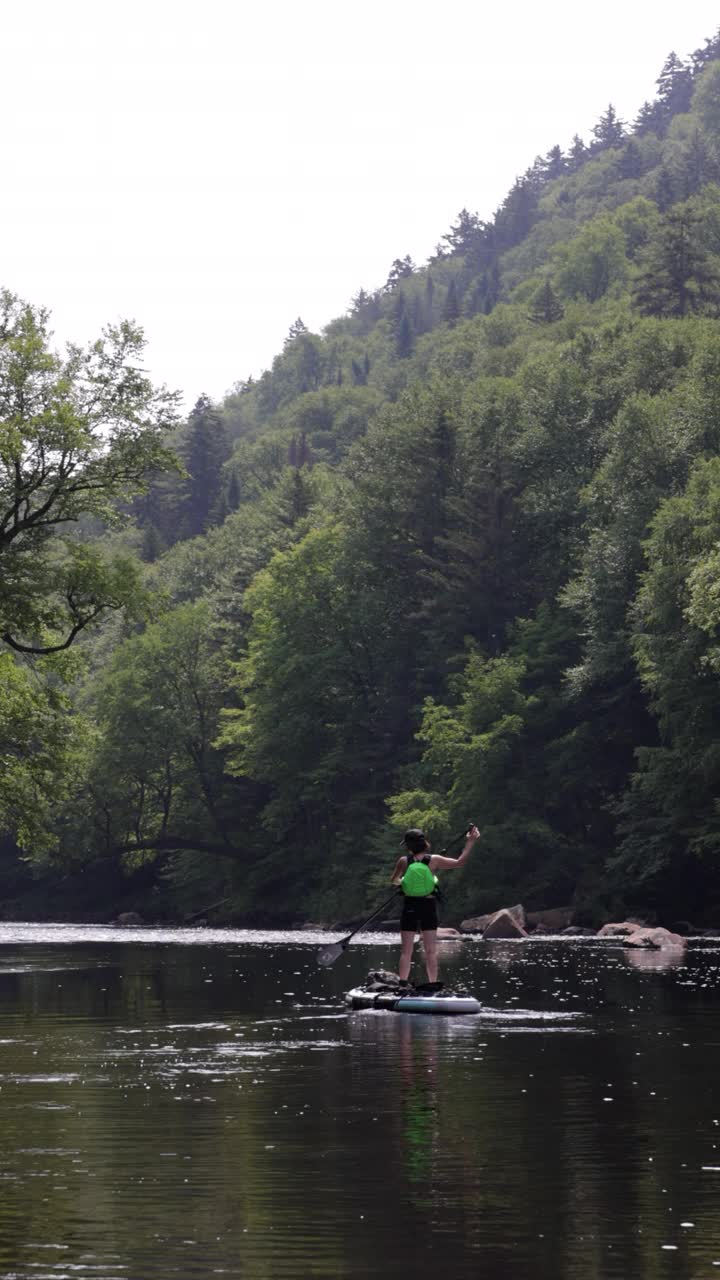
[316,891,400,966]
[316,822,478,967]
[439,823,478,856]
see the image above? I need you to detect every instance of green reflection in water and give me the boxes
[0,933,720,1278]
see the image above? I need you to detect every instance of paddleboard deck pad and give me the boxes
[346,972,480,1015]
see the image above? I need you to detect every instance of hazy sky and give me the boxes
[2,0,719,408]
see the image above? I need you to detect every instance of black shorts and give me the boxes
[400,895,439,932]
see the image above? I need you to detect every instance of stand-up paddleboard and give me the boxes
[346,986,481,1015]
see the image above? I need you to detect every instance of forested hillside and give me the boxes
[4,33,720,926]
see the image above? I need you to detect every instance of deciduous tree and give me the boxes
[0,292,179,656]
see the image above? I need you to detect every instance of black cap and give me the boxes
[401,828,428,853]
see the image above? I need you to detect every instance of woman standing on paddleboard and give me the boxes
[390,825,481,986]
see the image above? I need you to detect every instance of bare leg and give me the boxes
[399,930,416,980]
[422,930,438,983]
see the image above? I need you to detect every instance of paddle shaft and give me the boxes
[439,823,477,856]
[338,890,401,948]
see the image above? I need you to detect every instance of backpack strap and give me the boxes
[402,854,430,874]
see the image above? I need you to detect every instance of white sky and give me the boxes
[2,0,719,409]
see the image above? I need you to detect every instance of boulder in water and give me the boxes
[483,908,528,940]
[622,927,685,950]
[597,921,685,949]
[597,921,644,937]
[461,903,526,934]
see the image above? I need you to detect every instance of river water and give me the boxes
[1,924,720,1279]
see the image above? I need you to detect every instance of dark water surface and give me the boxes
[1,925,720,1279]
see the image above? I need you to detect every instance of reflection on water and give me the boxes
[0,926,719,1277]
[623,944,687,970]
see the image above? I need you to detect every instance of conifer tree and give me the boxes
[351,289,381,334]
[591,104,625,150]
[351,354,371,386]
[396,312,414,359]
[527,279,564,324]
[619,138,643,179]
[633,203,720,317]
[393,291,414,358]
[181,395,230,538]
[384,256,415,290]
[132,469,186,552]
[655,166,677,212]
[495,178,539,248]
[141,523,164,564]
[655,52,694,126]
[424,274,435,328]
[683,127,715,196]
[286,317,308,342]
[691,27,720,75]
[568,134,588,170]
[227,471,240,512]
[411,293,426,335]
[634,100,663,136]
[286,469,312,525]
[442,208,483,255]
[481,263,501,313]
[443,278,461,326]
[465,222,497,275]
[544,145,566,179]
[297,432,313,468]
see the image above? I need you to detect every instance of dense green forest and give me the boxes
[4,33,720,927]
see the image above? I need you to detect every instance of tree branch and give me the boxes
[2,605,106,654]
[115,836,243,861]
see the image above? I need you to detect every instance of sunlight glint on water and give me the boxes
[0,926,719,1278]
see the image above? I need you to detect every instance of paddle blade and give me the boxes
[316,941,345,967]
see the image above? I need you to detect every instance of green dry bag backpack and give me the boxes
[401,856,437,897]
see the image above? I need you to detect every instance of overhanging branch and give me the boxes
[2,605,106,654]
[115,836,242,861]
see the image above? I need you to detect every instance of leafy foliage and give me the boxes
[0,292,179,655]
[0,652,89,855]
[7,32,720,926]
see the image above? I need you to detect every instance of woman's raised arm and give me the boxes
[430,825,480,870]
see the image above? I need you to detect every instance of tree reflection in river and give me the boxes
[0,930,720,1278]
